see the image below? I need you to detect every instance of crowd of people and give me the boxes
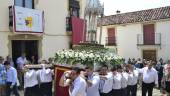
[1,53,170,96]
[59,58,170,96]
[0,56,20,96]
[0,53,54,96]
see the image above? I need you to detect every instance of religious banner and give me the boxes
[54,65,71,96]
[71,16,85,45]
[13,6,44,33]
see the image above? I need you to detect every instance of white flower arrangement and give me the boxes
[55,49,123,66]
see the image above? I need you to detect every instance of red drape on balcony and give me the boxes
[71,16,85,45]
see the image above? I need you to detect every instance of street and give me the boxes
[137,88,165,96]
[18,88,164,96]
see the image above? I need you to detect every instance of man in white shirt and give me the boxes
[138,61,158,96]
[112,66,122,96]
[126,64,139,96]
[84,66,100,96]
[24,69,40,96]
[117,65,128,96]
[16,53,27,89]
[58,67,86,96]
[69,67,87,96]
[39,64,53,96]
[99,64,113,96]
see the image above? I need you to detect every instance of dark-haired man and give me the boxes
[138,61,158,96]
[69,67,87,96]
[16,53,27,89]
[99,64,113,96]
[4,61,20,96]
[117,65,128,96]
[84,66,100,96]
[59,67,87,96]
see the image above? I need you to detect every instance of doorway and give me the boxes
[12,40,39,67]
[143,50,156,61]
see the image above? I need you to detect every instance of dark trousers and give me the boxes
[127,84,137,96]
[165,81,170,93]
[100,90,112,96]
[25,84,40,96]
[6,82,20,96]
[158,76,163,89]
[39,82,52,96]
[112,89,122,96]
[142,82,155,96]
[17,69,24,89]
[121,87,127,96]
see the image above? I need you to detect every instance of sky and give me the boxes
[100,0,170,16]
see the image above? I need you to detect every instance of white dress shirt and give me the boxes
[24,70,39,88]
[121,72,128,88]
[138,67,158,84]
[69,76,87,96]
[100,72,113,93]
[127,70,139,86]
[16,57,27,69]
[113,72,122,89]
[39,68,53,83]
[87,74,100,96]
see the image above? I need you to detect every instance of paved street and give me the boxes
[137,88,165,96]
[18,88,164,96]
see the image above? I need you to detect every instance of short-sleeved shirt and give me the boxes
[16,57,27,69]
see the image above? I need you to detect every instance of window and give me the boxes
[15,0,34,9]
[25,0,34,9]
[69,0,80,17]
[71,8,79,17]
[15,0,23,7]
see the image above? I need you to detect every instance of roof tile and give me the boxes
[98,6,170,26]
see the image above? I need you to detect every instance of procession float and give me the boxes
[53,0,122,96]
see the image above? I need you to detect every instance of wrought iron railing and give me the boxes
[105,37,116,46]
[137,33,161,45]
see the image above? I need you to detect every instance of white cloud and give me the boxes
[100,0,170,16]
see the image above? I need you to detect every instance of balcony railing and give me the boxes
[105,37,116,46]
[137,33,161,45]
